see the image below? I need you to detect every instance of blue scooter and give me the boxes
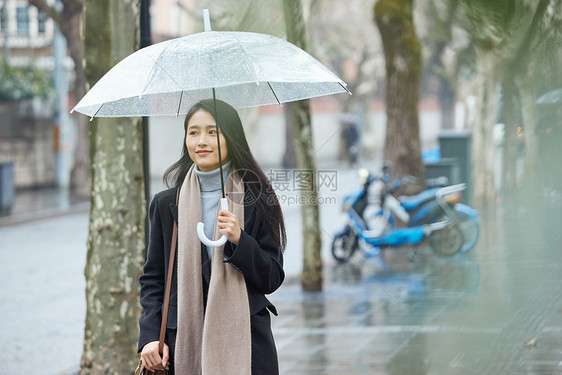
[332,167,480,262]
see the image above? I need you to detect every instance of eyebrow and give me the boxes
[187,124,217,130]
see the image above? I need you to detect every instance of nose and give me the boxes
[197,132,210,146]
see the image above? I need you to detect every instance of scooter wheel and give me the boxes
[331,231,358,263]
[429,224,463,256]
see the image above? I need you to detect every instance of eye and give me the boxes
[209,129,217,135]
[188,130,198,135]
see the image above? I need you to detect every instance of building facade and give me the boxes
[1,0,56,66]
[0,0,58,189]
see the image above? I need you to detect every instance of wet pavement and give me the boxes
[0,186,88,226]
[1,170,562,374]
[271,197,562,375]
[0,212,88,374]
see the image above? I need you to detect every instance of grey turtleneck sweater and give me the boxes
[194,160,231,258]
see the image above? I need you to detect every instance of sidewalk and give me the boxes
[1,181,562,374]
[0,186,89,227]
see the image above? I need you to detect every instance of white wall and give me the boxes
[148,116,185,178]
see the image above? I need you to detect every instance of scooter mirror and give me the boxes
[357,168,369,184]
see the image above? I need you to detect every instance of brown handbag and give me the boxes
[135,189,179,375]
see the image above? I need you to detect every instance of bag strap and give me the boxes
[158,187,180,354]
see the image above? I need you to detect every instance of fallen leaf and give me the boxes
[522,337,537,348]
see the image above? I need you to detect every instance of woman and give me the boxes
[138,99,286,374]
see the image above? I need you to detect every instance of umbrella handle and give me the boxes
[203,9,211,32]
[197,197,228,247]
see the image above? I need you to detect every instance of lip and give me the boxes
[196,150,212,156]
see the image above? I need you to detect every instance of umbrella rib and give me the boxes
[267,82,282,107]
[232,34,260,84]
[90,103,104,121]
[339,82,352,95]
[141,52,186,98]
[176,91,184,117]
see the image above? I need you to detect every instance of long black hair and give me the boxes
[163,99,286,252]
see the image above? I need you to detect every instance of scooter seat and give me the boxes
[425,176,449,188]
[399,188,439,210]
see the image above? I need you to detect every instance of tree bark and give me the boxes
[518,71,539,195]
[374,0,424,192]
[504,0,549,199]
[59,1,91,198]
[282,0,323,292]
[283,103,297,169]
[80,1,145,374]
[471,48,498,207]
[500,76,519,194]
[420,0,459,131]
[459,0,552,206]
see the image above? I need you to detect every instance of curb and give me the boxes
[0,201,90,227]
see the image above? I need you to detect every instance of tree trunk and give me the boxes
[502,0,549,200]
[471,48,498,207]
[71,114,91,197]
[80,1,145,374]
[282,0,323,292]
[59,2,91,197]
[374,0,424,192]
[500,76,519,194]
[283,103,297,169]
[518,71,539,195]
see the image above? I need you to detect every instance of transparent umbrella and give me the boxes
[71,14,349,118]
[72,10,349,246]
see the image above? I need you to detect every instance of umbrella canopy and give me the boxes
[72,31,349,118]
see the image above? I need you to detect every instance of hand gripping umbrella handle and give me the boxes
[197,197,228,247]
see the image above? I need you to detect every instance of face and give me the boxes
[186,109,229,172]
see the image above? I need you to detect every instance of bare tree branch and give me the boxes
[512,0,550,70]
[27,0,61,24]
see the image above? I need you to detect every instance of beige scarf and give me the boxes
[175,164,251,374]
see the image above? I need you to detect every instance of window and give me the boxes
[16,6,29,35]
[37,10,46,33]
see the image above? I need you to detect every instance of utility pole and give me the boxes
[141,0,151,247]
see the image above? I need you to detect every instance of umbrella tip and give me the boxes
[203,9,211,32]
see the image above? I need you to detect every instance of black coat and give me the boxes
[138,186,284,375]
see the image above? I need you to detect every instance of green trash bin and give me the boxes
[0,162,15,212]
[425,157,460,185]
[438,131,472,205]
